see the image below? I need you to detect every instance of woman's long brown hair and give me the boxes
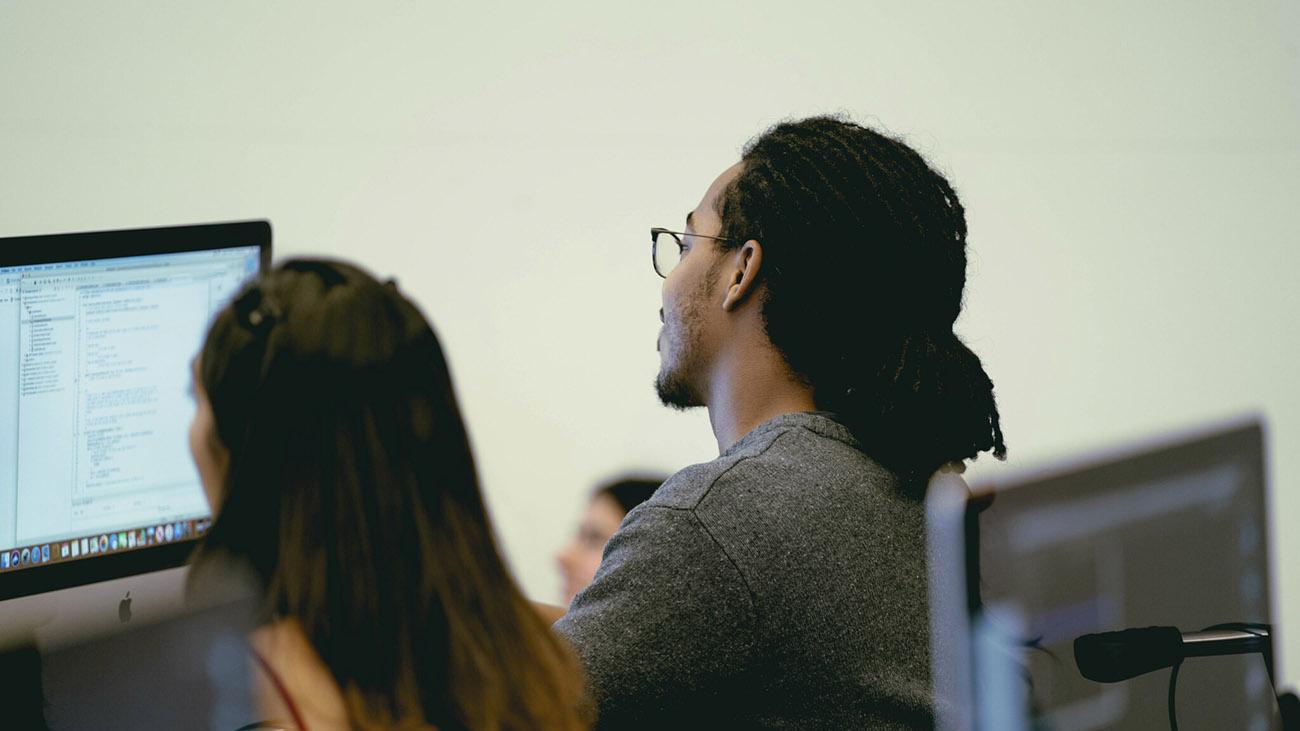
[192,260,587,730]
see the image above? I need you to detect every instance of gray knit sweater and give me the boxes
[555,412,934,729]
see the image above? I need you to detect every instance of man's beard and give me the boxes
[655,355,703,409]
[654,272,712,410]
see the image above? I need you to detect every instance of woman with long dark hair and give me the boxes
[187,260,587,730]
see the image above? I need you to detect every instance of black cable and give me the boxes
[1168,661,1182,731]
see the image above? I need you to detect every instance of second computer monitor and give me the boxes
[970,418,1272,730]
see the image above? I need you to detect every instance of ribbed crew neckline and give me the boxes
[722,410,861,457]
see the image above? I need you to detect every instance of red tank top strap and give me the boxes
[251,647,311,731]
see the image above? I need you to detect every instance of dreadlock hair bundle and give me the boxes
[716,115,1006,488]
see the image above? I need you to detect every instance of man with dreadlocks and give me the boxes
[554,116,1006,728]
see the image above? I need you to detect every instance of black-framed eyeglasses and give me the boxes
[649,227,736,278]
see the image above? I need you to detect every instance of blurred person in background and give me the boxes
[555,476,664,606]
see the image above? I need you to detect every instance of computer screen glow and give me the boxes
[0,246,260,571]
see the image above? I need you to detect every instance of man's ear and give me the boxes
[721,239,763,312]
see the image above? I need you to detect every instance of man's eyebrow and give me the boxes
[685,211,695,231]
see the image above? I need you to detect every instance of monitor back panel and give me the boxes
[972,419,1273,730]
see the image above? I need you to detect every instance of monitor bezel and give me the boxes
[0,220,271,602]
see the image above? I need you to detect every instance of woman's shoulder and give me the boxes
[250,620,351,731]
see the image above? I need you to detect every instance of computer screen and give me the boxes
[0,222,268,604]
[968,419,1273,730]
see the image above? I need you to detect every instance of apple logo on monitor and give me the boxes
[119,591,132,624]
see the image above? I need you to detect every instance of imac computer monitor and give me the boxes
[959,418,1274,731]
[0,221,270,646]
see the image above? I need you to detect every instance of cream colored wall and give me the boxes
[2,1,1297,683]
